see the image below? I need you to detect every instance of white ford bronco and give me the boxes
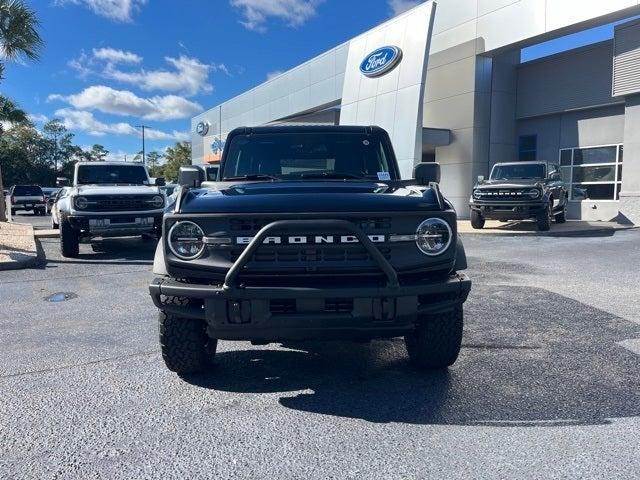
[56,162,166,257]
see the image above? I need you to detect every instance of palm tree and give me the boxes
[0,0,42,220]
[0,0,43,79]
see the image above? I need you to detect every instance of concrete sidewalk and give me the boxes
[0,222,41,271]
[458,220,636,236]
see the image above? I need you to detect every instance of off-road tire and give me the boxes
[60,220,79,257]
[555,206,567,224]
[159,311,216,374]
[470,210,485,229]
[536,203,552,231]
[404,306,463,370]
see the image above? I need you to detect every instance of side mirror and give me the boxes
[477,175,485,183]
[178,166,205,188]
[154,177,166,186]
[413,162,441,185]
[56,177,70,187]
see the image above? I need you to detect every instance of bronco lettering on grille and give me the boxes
[236,235,387,245]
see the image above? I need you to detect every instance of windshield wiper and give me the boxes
[299,172,365,180]
[224,174,278,181]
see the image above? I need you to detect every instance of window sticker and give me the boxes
[377,171,391,181]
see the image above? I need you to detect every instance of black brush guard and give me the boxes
[149,219,470,341]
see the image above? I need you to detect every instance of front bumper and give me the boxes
[67,212,163,237]
[469,201,548,219]
[149,273,471,341]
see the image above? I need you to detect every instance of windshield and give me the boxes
[490,163,546,180]
[13,185,43,196]
[77,165,149,185]
[221,132,395,181]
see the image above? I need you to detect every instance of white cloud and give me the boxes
[266,70,283,80]
[54,0,147,22]
[230,0,323,32]
[388,0,422,16]
[55,108,188,141]
[104,55,221,96]
[28,113,49,124]
[49,85,203,121]
[69,49,221,96]
[92,47,142,64]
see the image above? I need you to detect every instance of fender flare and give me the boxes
[454,235,468,271]
[153,241,168,276]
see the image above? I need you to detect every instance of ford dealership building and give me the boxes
[192,0,640,223]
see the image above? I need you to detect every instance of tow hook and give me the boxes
[229,300,251,324]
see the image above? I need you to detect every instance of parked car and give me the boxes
[7,185,46,216]
[42,187,60,214]
[149,125,471,375]
[55,162,166,257]
[469,161,568,231]
[50,187,70,229]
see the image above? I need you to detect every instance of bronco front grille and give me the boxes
[475,189,531,201]
[83,195,159,212]
[229,245,391,264]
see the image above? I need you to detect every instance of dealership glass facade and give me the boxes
[559,145,623,201]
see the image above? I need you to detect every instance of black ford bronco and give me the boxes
[149,126,471,374]
[469,161,568,231]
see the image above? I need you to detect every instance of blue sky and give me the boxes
[2,0,626,160]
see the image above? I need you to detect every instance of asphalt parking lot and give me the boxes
[1,218,639,479]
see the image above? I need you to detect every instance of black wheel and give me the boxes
[60,220,79,257]
[404,306,463,370]
[555,206,567,224]
[536,203,552,231]
[159,310,215,374]
[470,210,485,229]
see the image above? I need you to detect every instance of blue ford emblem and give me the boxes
[360,46,403,77]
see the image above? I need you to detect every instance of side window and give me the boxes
[518,135,537,161]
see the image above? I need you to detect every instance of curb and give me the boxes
[459,225,638,238]
[0,223,45,271]
[34,229,60,239]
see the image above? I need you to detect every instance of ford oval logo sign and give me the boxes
[360,46,403,77]
[196,121,209,137]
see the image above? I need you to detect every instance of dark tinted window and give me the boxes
[491,163,546,180]
[13,185,43,196]
[205,166,219,181]
[222,132,395,180]
[77,165,148,185]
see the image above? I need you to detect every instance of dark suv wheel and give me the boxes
[536,203,552,231]
[60,220,80,257]
[159,311,216,375]
[470,210,485,229]
[404,306,463,370]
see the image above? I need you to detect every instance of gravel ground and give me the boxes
[1,231,639,479]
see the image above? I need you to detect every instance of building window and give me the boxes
[518,135,537,161]
[558,145,623,201]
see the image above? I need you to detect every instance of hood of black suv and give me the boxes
[476,178,543,189]
[178,181,442,214]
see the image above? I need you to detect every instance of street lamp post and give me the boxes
[136,125,150,165]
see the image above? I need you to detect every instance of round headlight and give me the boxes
[75,196,88,210]
[473,189,482,199]
[168,221,205,260]
[151,195,165,208]
[415,218,453,256]
[526,188,541,199]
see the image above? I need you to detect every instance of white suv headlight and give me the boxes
[75,196,88,210]
[415,218,453,256]
[168,221,205,260]
[526,188,541,199]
